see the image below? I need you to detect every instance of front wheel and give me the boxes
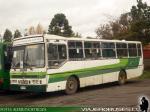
[65,77,78,95]
[118,70,127,85]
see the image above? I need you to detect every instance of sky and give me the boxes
[0,0,150,38]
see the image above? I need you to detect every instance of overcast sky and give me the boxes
[0,0,150,37]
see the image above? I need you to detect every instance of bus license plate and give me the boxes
[18,80,29,85]
[20,86,26,90]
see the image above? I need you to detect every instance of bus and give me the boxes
[10,34,143,94]
[0,43,11,90]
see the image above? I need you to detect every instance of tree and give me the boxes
[96,0,150,44]
[3,29,12,42]
[74,32,82,38]
[28,26,35,35]
[96,13,131,39]
[36,23,44,34]
[14,29,22,38]
[48,13,74,37]
[129,0,150,44]
[95,24,113,39]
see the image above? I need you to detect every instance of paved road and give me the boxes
[0,79,150,107]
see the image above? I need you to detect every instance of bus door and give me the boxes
[12,46,24,73]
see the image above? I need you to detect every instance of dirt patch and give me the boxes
[0,79,149,107]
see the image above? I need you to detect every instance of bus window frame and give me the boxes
[68,41,84,61]
[101,42,116,58]
[137,43,142,57]
[12,43,45,69]
[116,42,128,58]
[47,43,67,69]
[128,43,138,57]
[84,41,101,60]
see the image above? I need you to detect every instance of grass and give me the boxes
[139,70,150,80]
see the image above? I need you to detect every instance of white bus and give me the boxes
[10,34,143,94]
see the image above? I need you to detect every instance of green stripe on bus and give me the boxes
[48,57,140,83]
[10,57,140,83]
[11,72,46,75]
[10,72,47,78]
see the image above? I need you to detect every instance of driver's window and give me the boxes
[48,44,67,68]
[12,50,24,68]
[58,45,67,59]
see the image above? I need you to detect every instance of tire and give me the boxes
[118,70,127,85]
[65,76,78,95]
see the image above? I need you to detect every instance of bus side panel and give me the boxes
[126,65,144,79]
[102,72,119,84]
[47,59,119,91]
[80,74,103,87]
[46,81,66,92]
[127,57,143,79]
[47,59,119,75]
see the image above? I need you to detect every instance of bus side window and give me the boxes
[48,44,58,60]
[58,45,67,59]
[48,44,67,68]
[116,43,128,58]
[84,42,92,59]
[128,43,137,57]
[68,41,83,60]
[84,42,101,59]
[101,42,116,58]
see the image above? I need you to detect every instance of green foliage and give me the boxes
[3,29,12,42]
[129,0,150,44]
[48,13,74,37]
[14,29,22,38]
[95,24,113,39]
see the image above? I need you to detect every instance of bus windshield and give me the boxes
[12,44,44,68]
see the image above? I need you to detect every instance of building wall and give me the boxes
[143,45,150,69]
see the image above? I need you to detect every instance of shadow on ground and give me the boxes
[0,79,141,101]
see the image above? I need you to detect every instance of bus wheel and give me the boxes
[118,70,127,85]
[65,76,78,95]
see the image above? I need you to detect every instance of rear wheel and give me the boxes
[65,77,78,95]
[118,70,127,85]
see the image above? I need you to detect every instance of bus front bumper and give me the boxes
[10,84,47,92]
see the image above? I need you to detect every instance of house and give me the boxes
[143,44,150,69]
[143,44,150,59]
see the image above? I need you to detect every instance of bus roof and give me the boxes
[13,34,141,46]
[44,34,141,44]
